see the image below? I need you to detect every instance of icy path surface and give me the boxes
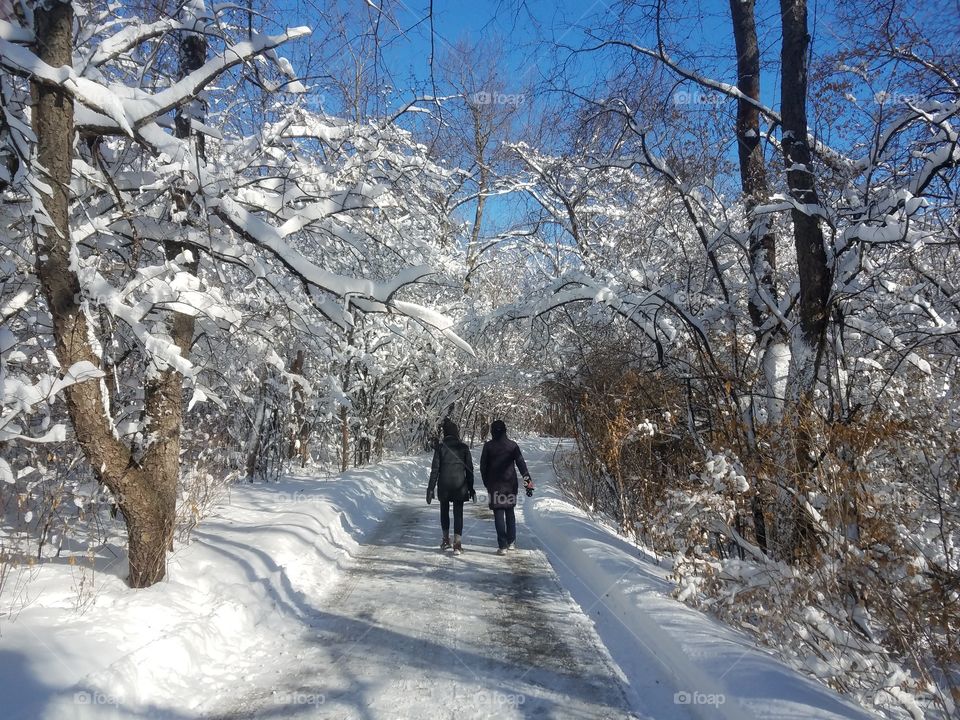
[213,494,640,720]
[2,440,878,719]
[209,439,875,720]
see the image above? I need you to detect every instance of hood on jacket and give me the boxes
[442,417,460,439]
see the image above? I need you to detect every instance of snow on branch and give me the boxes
[212,196,470,351]
[0,26,312,137]
[81,18,183,70]
[0,361,104,443]
[0,18,32,43]
[214,196,429,304]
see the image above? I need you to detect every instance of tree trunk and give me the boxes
[464,105,491,293]
[288,349,310,463]
[32,2,168,587]
[780,0,831,402]
[776,0,832,560]
[140,14,208,553]
[730,0,790,426]
[124,489,171,588]
[731,0,776,333]
[340,405,350,472]
[375,401,388,459]
[338,328,355,472]
[245,381,267,480]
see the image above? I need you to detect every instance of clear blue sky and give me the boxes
[379,0,600,90]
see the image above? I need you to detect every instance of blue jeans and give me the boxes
[493,508,516,549]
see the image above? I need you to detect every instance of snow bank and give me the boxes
[0,455,427,720]
[521,438,877,720]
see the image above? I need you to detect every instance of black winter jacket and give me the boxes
[480,436,529,509]
[428,435,475,503]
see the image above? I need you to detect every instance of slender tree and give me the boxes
[140,6,209,559]
[730,0,789,427]
[776,0,833,559]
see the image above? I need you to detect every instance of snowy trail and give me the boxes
[2,441,879,719]
[206,440,874,720]
[212,486,640,719]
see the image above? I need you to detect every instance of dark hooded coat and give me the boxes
[480,422,529,509]
[427,422,475,503]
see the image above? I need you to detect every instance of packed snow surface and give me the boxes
[1,439,876,719]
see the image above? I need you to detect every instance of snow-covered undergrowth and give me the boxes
[525,439,875,720]
[554,437,956,720]
[0,455,425,720]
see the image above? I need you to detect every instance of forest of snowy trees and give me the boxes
[1,0,957,717]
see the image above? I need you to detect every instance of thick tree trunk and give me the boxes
[32,2,168,587]
[776,0,832,561]
[124,490,171,587]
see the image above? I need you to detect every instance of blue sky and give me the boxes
[379,0,600,90]
[272,0,956,239]
[368,0,757,103]
[277,0,953,135]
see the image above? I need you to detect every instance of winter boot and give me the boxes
[440,535,451,551]
[453,534,463,555]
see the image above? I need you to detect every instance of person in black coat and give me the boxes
[480,420,533,555]
[426,418,475,554]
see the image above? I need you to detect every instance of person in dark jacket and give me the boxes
[480,420,533,555]
[426,418,475,555]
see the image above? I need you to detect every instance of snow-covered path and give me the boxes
[2,440,878,720]
[213,493,639,719]
[207,439,876,720]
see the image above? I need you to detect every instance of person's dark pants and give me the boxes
[493,507,516,548]
[440,500,464,536]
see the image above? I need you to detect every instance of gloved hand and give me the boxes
[523,476,534,497]
[468,487,477,502]
[426,488,434,505]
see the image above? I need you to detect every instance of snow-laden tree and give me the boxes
[499,0,959,713]
[0,1,468,587]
